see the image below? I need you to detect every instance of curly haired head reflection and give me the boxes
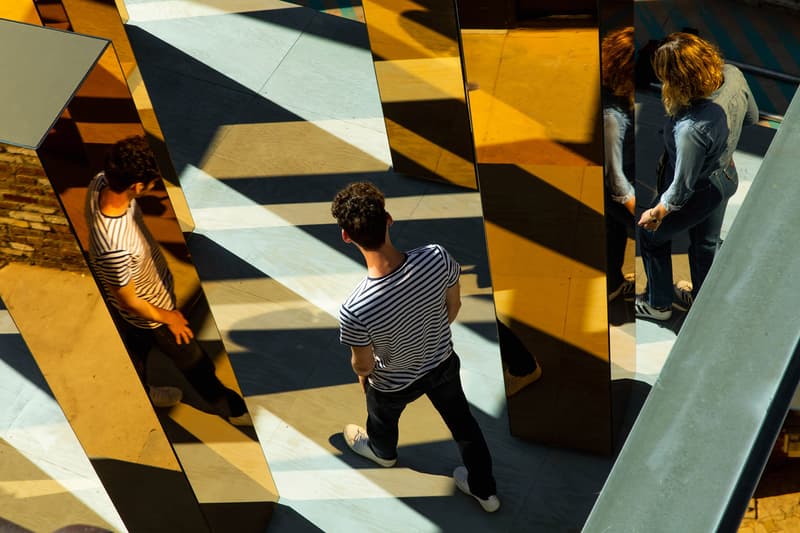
[104,135,160,193]
[601,26,635,107]
[652,32,724,116]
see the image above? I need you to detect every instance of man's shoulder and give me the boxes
[408,243,447,258]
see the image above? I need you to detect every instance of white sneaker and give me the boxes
[148,386,182,408]
[453,466,500,512]
[343,424,396,467]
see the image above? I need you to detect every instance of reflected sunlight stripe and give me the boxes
[189,193,482,229]
[0,358,124,531]
[0,310,15,334]
[126,0,296,22]
[250,406,452,503]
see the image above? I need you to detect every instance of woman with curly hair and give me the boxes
[601,26,636,301]
[635,32,759,320]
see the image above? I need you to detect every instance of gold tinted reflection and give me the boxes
[32,43,277,529]
[32,0,195,232]
[459,9,611,453]
[0,143,210,532]
[362,0,477,189]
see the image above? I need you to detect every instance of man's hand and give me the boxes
[358,374,369,394]
[164,309,193,344]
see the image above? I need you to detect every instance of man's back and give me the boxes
[339,244,459,392]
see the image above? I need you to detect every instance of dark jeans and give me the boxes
[122,321,247,417]
[638,171,736,308]
[605,195,634,290]
[366,354,497,498]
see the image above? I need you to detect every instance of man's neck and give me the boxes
[99,186,131,217]
[362,243,404,278]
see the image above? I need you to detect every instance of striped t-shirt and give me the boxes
[85,172,175,329]
[339,244,460,392]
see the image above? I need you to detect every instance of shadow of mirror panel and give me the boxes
[598,1,640,449]
[0,142,211,533]
[30,0,196,233]
[457,2,612,453]
[361,0,478,189]
[31,36,278,531]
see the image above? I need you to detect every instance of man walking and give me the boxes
[332,182,499,512]
[85,135,250,425]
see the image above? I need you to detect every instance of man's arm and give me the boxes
[108,280,193,344]
[351,344,375,393]
[446,280,461,324]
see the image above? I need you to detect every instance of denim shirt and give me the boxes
[603,94,635,204]
[659,64,759,211]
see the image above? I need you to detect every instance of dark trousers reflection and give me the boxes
[112,305,247,418]
[497,320,541,397]
[605,195,634,292]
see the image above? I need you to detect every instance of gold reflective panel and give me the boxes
[36,44,278,533]
[32,0,195,233]
[0,19,209,531]
[361,0,478,189]
[458,4,612,453]
[0,16,277,531]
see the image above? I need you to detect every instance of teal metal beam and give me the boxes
[584,87,800,532]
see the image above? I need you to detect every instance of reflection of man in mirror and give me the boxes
[601,26,636,303]
[84,135,251,425]
[332,182,500,513]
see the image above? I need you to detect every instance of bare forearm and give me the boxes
[120,296,174,324]
[446,300,461,324]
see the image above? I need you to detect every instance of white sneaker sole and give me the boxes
[453,466,500,513]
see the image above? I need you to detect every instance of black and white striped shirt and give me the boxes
[339,244,460,392]
[85,173,175,329]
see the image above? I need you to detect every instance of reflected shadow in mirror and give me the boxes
[458,2,612,453]
[37,49,278,533]
[362,0,478,189]
[0,14,276,531]
[32,0,196,232]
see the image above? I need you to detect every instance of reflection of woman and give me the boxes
[601,27,635,301]
[635,33,759,320]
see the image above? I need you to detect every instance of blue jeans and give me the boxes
[365,354,497,498]
[638,169,737,308]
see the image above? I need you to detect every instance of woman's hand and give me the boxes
[638,204,667,231]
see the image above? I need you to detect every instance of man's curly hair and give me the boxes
[331,182,388,250]
[104,135,160,193]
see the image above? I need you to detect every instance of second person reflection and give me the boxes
[602,27,636,303]
[85,136,252,425]
[634,33,759,321]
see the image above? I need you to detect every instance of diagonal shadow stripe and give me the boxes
[478,163,607,272]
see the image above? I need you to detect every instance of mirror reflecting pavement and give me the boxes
[361,0,478,189]
[0,15,276,532]
[458,3,612,453]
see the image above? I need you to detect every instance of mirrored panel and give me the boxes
[598,1,640,444]
[31,0,196,232]
[361,0,478,189]
[35,43,278,533]
[0,15,276,531]
[458,2,612,453]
